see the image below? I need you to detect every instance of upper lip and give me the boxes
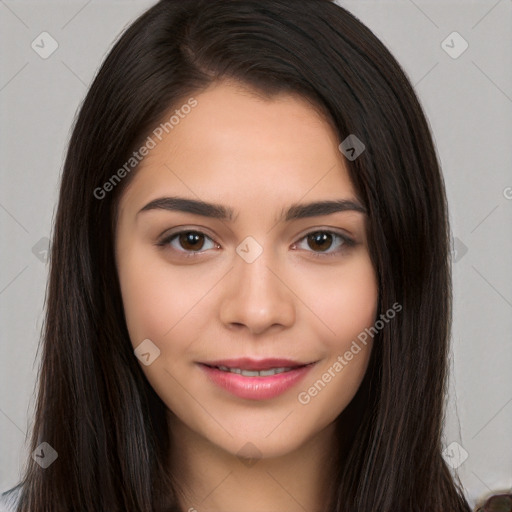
[199,358,313,371]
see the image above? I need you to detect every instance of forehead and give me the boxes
[118,80,359,215]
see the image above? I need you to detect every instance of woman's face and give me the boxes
[115,80,378,459]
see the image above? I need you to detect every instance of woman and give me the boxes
[0,0,472,510]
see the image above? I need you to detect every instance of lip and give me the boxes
[197,358,317,400]
[201,357,309,371]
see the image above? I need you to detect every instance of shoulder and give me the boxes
[0,484,22,512]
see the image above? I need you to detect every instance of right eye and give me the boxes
[157,230,220,257]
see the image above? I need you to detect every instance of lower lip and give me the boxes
[198,363,315,400]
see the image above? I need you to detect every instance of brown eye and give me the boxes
[306,232,335,252]
[294,230,356,258]
[177,232,206,251]
[158,230,217,255]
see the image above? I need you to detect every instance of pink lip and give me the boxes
[202,357,309,371]
[197,358,316,400]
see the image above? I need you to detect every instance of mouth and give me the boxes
[206,365,302,377]
[197,358,317,400]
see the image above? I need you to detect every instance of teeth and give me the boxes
[216,366,294,377]
[258,368,288,376]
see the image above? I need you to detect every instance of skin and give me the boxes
[115,80,379,512]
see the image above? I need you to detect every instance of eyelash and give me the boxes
[156,229,356,259]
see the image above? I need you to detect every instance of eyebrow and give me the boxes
[137,196,367,222]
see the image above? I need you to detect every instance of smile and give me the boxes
[213,365,295,377]
[197,358,317,400]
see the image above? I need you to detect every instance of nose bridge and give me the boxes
[219,237,295,333]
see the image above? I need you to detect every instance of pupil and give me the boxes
[308,232,332,252]
[180,232,203,251]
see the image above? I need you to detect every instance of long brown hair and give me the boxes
[7,0,471,510]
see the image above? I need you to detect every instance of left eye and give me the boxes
[157,230,355,257]
[293,230,355,256]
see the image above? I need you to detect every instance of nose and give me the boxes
[218,248,296,336]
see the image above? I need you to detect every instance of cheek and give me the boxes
[293,254,378,415]
[324,255,378,378]
[294,252,379,346]
[117,245,189,349]
[333,263,379,345]
[117,258,170,346]
[116,244,220,366]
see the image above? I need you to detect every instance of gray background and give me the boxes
[1,0,511,508]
